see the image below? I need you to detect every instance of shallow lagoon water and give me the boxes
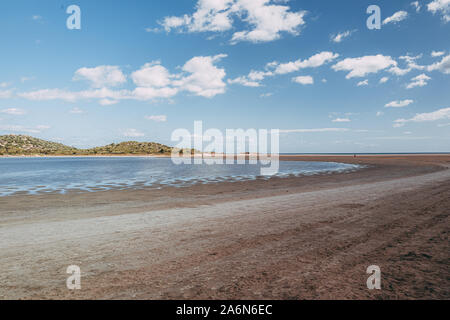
[0,157,361,196]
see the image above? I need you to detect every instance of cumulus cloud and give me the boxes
[172,54,227,97]
[431,50,445,57]
[145,115,167,122]
[272,51,339,75]
[411,1,421,12]
[427,54,450,74]
[427,0,450,22]
[17,54,228,103]
[406,73,431,89]
[0,108,26,115]
[383,11,408,25]
[332,55,397,79]
[357,79,369,86]
[292,75,313,85]
[387,55,424,76]
[331,30,355,43]
[159,0,307,43]
[379,76,389,83]
[227,76,261,87]
[74,65,127,88]
[229,51,338,87]
[385,99,414,108]
[131,61,171,88]
[394,107,450,127]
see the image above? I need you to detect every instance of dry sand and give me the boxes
[0,155,449,299]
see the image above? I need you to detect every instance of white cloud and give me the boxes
[74,65,127,88]
[376,111,384,116]
[231,51,338,87]
[260,92,273,98]
[386,54,424,77]
[357,79,369,86]
[173,54,227,97]
[389,66,412,76]
[0,108,26,115]
[427,0,450,22]
[0,82,10,88]
[406,73,431,89]
[131,61,171,88]
[332,118,351,122]
[331,30,355,43]
[0,90,13,99]
[280,128,349,133]
[131,87,179,100]
[272,51,339,75]
[99,99,119,106]
[292,75,313,85]
[32,15,42,21]
[385,99,414,108]
[145,115,167,122]
[383,11,408,25]
[431,50,445,57]
[69,107,84,114]
[160,0,307,43]
[332,54,397,79]
[0,124,50,134]
[228,76,261,87]
[411,1,421,12]
[394,107,450,127]
[399,54,425,70]
[379,76,389,83]
[427,54,450,74]
[123,128,144,137]
[18,55,228,103]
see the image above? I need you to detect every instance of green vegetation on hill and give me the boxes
[0,135,79,155]
[89,141,172,155]
[0,135,188,156]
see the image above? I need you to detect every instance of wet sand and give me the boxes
[0,155,449,299]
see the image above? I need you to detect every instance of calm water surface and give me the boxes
[0,157,361,196]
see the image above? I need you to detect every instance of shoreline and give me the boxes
[0,155,449,299]
[1,152,449,158]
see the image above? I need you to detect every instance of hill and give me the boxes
[0,135,180,156]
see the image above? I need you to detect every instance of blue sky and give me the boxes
[0,0,449,152]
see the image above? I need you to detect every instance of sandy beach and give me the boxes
[0,155,449,300]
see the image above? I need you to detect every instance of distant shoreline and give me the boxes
[0,154,172,158]
[1,153,449,159]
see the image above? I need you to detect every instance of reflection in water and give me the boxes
[0,157,362,196]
